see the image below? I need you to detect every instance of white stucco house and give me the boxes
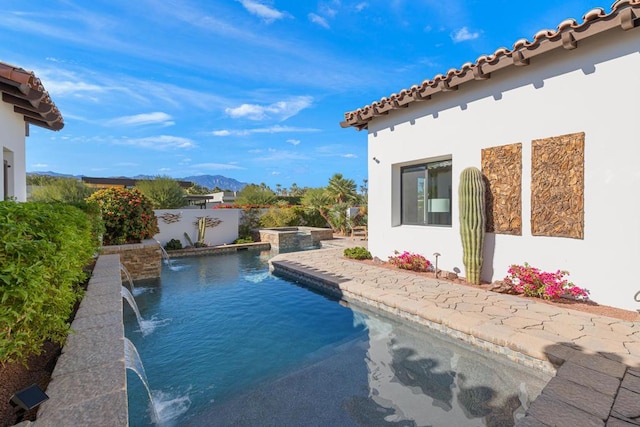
[0,62,64,201]
[341,1,640,310]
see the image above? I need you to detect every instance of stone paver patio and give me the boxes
[270,239,640,426]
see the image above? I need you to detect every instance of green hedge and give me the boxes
[0,202,98,365]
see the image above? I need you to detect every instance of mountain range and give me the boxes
[27,172,248,192]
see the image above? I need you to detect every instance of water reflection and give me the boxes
[352,308,547,426]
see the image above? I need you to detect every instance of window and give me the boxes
[401,160,452,226]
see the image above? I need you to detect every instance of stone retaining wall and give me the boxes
[100,239,161,281]
[25,254,128,427]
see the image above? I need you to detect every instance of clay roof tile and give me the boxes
[0,61,64,131]
[341,2,640,130]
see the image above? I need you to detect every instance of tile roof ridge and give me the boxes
[0,61,64,131]
[341,1,640,130]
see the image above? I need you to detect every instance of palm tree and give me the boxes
[301,188,332,227]
[327,173,357,204]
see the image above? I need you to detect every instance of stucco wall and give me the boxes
[154,208,240,248]
[366,27,640,310]
[0,101,27,201]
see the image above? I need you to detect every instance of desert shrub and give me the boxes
[260,203,303,227]
[135,176,186,209]
[29,177,95,203]
[86,187,159,245]
[235,184,277,206]
[344,247,372,260]
[164,239,183,251]
[388,251,431,272]
[504,263,589,300]
[0,202,97,365]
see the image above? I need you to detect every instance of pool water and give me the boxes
[124,250,550,426]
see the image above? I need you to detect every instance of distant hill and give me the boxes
[27,171,79,179]
[182,175,247,192]
[27,172,248,192]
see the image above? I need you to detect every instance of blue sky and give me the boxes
[1,0,606,189]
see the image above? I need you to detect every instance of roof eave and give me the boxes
[340,1,640,130]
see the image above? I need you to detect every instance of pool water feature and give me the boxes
[124,250,551,426]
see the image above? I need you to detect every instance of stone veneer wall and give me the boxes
[255,227,333,250]
[100,239,161,281]
[24,254,128,427]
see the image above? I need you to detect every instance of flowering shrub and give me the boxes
[504,263,589,300]
[86,187,159,245]
[388,251,431,272]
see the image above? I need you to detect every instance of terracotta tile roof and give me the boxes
[341,0,640,130]
[0,61,64,131]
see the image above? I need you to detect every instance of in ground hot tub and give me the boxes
[255,227,333,251]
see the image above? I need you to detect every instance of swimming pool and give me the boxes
[124,250,550,426]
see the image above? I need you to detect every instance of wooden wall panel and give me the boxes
[481,143,522,235]
[531,132,584,239]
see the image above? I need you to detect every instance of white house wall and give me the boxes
[0,101,27,201]
[367,27,640,310]
[154,209,240,248]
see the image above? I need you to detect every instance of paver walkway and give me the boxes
[270,239,640,426]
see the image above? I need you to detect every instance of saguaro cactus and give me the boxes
[459,167,486,285]
[197,217,207,246]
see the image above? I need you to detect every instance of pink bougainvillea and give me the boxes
[503,263,589,300]
[388,251,431,272]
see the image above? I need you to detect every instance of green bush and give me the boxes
[0,202,98,365]
[234,237,254,244]
[87,187,159,245]
[238,207,262,240]
[260,203,303,228]
[343,246,372,260]
[164,238,183,251]
[135,176,186,209]
[29,177,95,203]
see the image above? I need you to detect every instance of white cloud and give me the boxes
[287,139,301,146]
[211,125,320,136]
[251,150,310,161]
[308,13,330,29]
[158,167,171,172]
[342,153,357,158]
[320,5,338,18]
[225,96,313,121]
[236,0,286,23]
[108,112,174,127]
[43,80,106,97]
[114,135,196,150]
[451,27,480,43]
[31,163,48,168]
[190,163,245,170]
[355,2,368,12]
[271,171,281,175]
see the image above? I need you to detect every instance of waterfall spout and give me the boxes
[124,338,161,424]
[120,263,135,293]
[156,241,174,268]
[122,286,145,330]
